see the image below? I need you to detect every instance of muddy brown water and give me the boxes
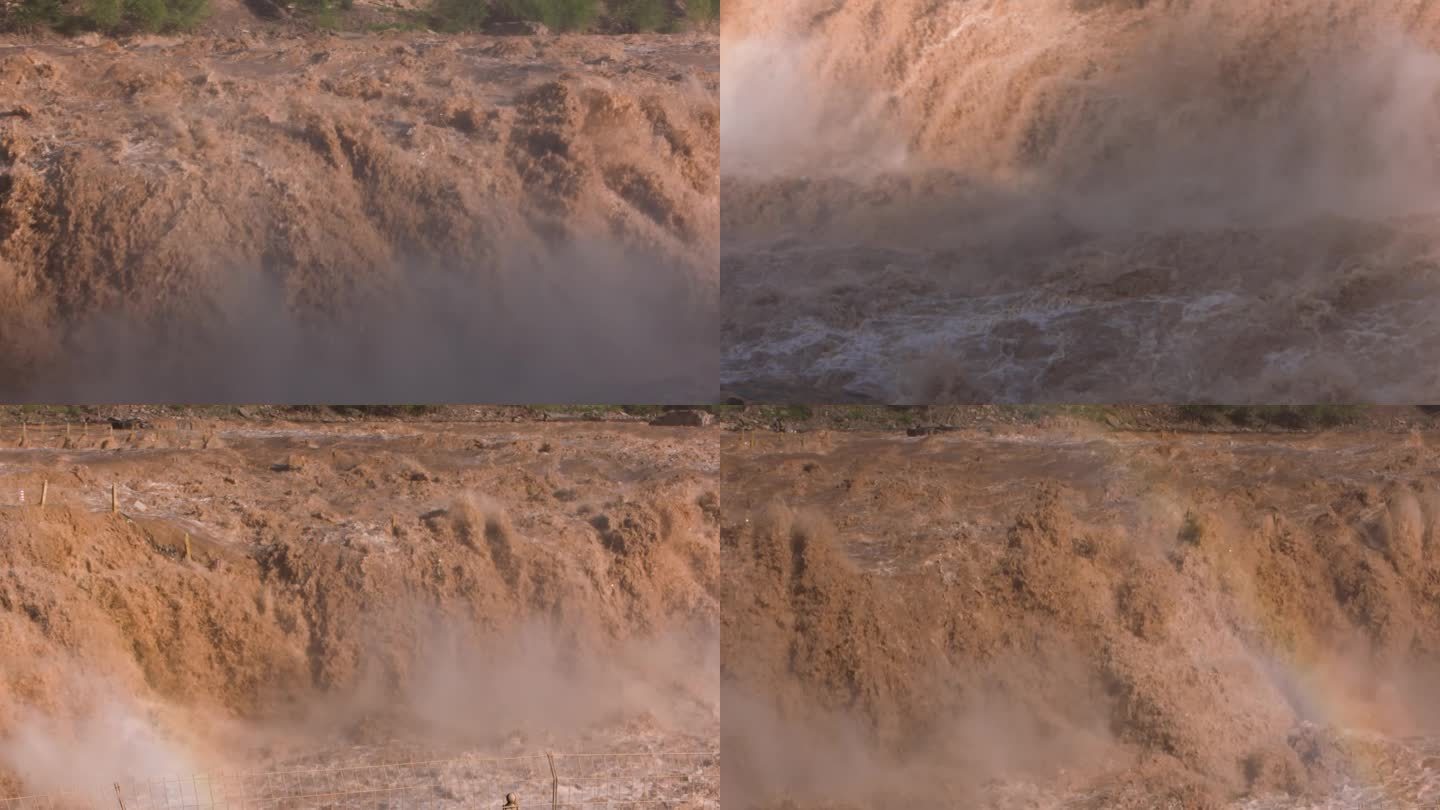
[0,422,719,801]
[723,428,1440,808]
[720,0,1440,403]
[0,32,719,401]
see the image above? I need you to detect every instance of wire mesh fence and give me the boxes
[0,751,719,810]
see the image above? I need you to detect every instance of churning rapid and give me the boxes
[0,416,720,804]
[0,32,718,402]
[720,0,1440,403]
[723,421,1440,809]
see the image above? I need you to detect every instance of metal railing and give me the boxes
[0,751,719,809]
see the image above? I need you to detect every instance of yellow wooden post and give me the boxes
[184,533,192,562]
[40,479,47,508]
[111,483,118,514]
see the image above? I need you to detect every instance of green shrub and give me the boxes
[330,405,440,418]
[289,0,350,27]
[430,0,487,31]
[1253,405,1363,430]
[780,404,813,422]
[83,0,122,28]
[1177,403,1363,431]
[501,0,598,31]
[4,0,65,30]
[609,0,667,31]
[685,0,716,23]
[75,0,208,32]
[166,0,207,26]
[127,0,168,29]
[1176,402,1229,425]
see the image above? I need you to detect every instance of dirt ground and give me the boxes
[0,419,719,806]
[0,29,718,401]
[723,425,1440,809]
[720,0,1440,402]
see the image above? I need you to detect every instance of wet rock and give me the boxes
[109,418,151,430]
[243,0,288,18]
[650,410,713,427]
[485,20,550,36]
